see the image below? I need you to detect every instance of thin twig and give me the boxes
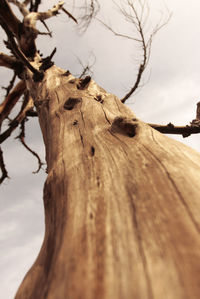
[2,73,17,96]
[76,52,96,78]
[0,80,26,124]
[101,0,171,104]
[0,92,33,144]
[62,7,78,24]
[0,146,9,184]
[97,19,142,42]
[78,0,100,33]
[17,119,44,173]
[40,20,52,37]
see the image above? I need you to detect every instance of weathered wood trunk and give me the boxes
[16,66,200,299]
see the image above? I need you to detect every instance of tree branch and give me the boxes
[7,0,29,16]
[24,1,65,28]
[0,0,21,38]
[97,19,141,42]
[149,123,200,138]
[100,0,170,104]
[2,73,17,96]
[0,80,26,124]
[78,0,100,33]
[0,93,33,144]
[0,52,20,70]
[29,0,41,12]
[0,146,9,184]
[0,16,42,74]
[119,0,171,103]
[16,118,44,173]
[61,7,78,24]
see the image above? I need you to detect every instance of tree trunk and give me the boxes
[15,66,200,299]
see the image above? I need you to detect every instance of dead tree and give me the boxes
[1,1,200,299]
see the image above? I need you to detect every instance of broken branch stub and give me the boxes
[111,116,138,137]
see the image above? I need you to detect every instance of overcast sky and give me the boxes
[1,0,200,298]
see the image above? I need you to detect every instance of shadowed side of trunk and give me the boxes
[15,66,200,299]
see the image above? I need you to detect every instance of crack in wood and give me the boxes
[79,101,85,127]
[108,129,129,149]
[101,106,111,124]
[78,128,84,147]
[55,90,60,104]
[114,97,121,113]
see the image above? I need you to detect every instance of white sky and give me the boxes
[1,0,200,298]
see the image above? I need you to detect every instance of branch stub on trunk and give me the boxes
[111,116,138,137]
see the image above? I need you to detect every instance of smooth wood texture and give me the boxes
[16,66,200,299]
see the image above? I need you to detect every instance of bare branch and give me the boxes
[0,0,21,38]
[101,0,171,103]
[7,0,29,16]
[39,20,52,37]
[62,7,78,24]
[24,1,65,28]
[0,93,33,144]
[29,0,41,12]
[149,100,200,138]
[0,146,9,184]
[16,119,44,173]
[0,80,26,124]
[78,0,100,33]
[97,19,142,42]
[120,0,171,103]
[121,64,144,103]
[0,52,20,70]
[76,52,96,78]
[2,73,17,96]
[0,17,42,78]
[149,122,200,138]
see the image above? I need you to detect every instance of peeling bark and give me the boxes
[15,66,200,299]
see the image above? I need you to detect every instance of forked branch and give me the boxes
[78,0,100,32]
[120,0,171,103]
[0,93,34,144]
[100,0,171,103]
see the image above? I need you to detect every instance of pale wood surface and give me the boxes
[16,66,200,299]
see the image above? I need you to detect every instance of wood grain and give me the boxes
[15,66,200,299]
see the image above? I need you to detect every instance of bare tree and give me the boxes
[1,1,200,299]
